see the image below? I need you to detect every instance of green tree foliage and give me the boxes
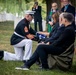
[0,0,46,19]
[0,0,75,18]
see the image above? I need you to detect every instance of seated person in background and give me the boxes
[61,0,75,29]
[61,0,75,17]
[47,2,58,32]
[15,12,75,71]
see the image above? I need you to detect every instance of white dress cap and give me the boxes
[25,10,35,15]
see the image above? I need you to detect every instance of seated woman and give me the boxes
[38,12,60,37]
[38,12,64,44]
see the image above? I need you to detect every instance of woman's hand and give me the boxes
[37,42,45,46]
[48,21,53,26]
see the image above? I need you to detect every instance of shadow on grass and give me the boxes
[68,64,76,73]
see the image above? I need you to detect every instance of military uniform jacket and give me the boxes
[10,18,36,45]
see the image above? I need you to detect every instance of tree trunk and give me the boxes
[45,0,51,16]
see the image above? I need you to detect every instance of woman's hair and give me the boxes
[52,12,60,22]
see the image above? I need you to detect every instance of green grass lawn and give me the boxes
[0,21,76,75]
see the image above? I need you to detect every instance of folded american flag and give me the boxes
[36,33,47,39]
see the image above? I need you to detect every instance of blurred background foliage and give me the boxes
[0,0,46,19]
[0,0,75,19]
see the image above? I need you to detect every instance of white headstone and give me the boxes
[14,17,22,29]
[42,20,46,31]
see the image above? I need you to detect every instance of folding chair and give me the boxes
[48,43,74,71]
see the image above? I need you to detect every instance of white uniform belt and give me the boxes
[14,32,25,38]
